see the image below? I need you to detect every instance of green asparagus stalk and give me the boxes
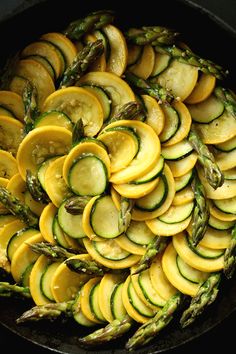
[223,223,236,279]
[64,195,92,215]
[16,301,74,323]
[188,126,224,189]
[72,118,85,146]
[155,45,228,80]
[64,10,114,40]
[79,315,133,346]
[108,101,145,124]
[22,81,40,133]
[190,172,210,246]
[118,197,134,233]
[28,241,81,260]
[214,86,236,118]
[126,292,183,350]
[65,258,107,276]
[125,71,175,104]
[132,236,169,275]
[180,272,221,328]
[59,40,104,88]
[125,26,178,46]
[26,169,49,203]
[0,187,38,228]
[0,282,31,298]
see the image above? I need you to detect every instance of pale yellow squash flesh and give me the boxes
[39,202,57,244]
[0,91,25,122]
[215,149,236,171]
[185,74,216,104]
[187,223,231,249]
[129,44,155,79]
[112,178,159,199]
[141,95,165,136]
[115,235,146,256]
[167,152,198,177]
[82,196,102,241]
[0,115,24,156]
[209,200,236,222]
[7,173,25,202]
[146,215,192,236]
[80,277,104,324]
[172,185,194,206]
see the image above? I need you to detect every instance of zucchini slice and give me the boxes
[185,73,216,104]
[209,200,236,222]
[13,59,55,110]
[215,149,236,171]
[213,197,236,215]
[193,110,236,145]
[40,261,61,301]
[159,104,180,144]
[68,155,108,196]
[0,115,24,156]
[141,94,165,136]
[90,195,122,239]
[110,283,127,321]
[115,234,147,256]
[73,291,96,327]
[98,273,124,322]
[155,59,199,100]
[158,201,194,224]
[125,220,156,245]
[129,44,155,79]
[176,255,209,284]
[131,270,166,309]
[127,44,143,66]
[24,54,56,80]
[21,262,34,287]
[208,214,235,230]
[214,136,236,152]
[42,87,104,137]
[80,277,105,324]
[52,216,71,249]
[11,233,43,283]
[39,202,57,244]
[0,91,25,122]
[6,227,39,261]
[82,85,111,122]
[172,185,194,206]
[57,200,85,239]
[0,150,18,179]
[30,254,52,305]
[172,232,224,272]
[132,164,175,220]
[51,254,92,302]
[78,72,135,116]
[150,254,177,300]
[122,275,154,323]
[83,238,140,269]
[108,120,161,184]
[174,170,194,192]
[34,110,73,130]
[150,52,171,77]
[16,126,72,180]
[146,215,192,236]
[90,282,106,322]
[102,24,128,76]
[161,242,201,296]
[162,101,192,147]
[188,94,225,124]
[82,195,101,240]
[44,155,71,208]
[37,156,59,191]
[161,139,193,161]
[223,168,236,181]
[0,105,14,117]
[131,155,164,185]
[98,127,140,173]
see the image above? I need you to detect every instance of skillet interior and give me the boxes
[0,0,235,353]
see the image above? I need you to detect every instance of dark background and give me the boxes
[0,0,235,353]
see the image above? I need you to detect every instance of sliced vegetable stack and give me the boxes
[0,9,236,351]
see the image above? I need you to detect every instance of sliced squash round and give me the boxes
[141,94,165,135]
[0,91,25,122]
[34,110,73,131]
[0,115,24,156]
[129,44,155,79]
[185,74,216,104]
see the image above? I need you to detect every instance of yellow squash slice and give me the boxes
[16,126,72,180]
[185,74,216,104]
[167,152,198,177]
[187,223,231,249]
[129,44,155,79]
[0,91,25,122]
[113,178,159,199]
[39,202,57,244]
[0,115,24,156]
[141,94,165,136]
[42,87,104,136]
[146,215,192,236]
[0,150,18,180]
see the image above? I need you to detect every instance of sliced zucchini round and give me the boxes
[214,135,236,152]
[146,215,192,236]
[208,214,235,230]
[125,220,156,245]
[113,178,159,199]
[187,94,224,124]
[158,201,194,224]
[40,261,61,301]
[176,255,209,284]
[129,44,155,79]
[185,73,216,104]
[159,104,180,143]
[34,110,73,130]
[57,200,85,239]
[161,139,193,161]
[141,94,165,136]
[131,155,164,185]
[174,169,194,192]
[0,115,24,156]
[6,227,39,261]
[150,52,171,77]
[82,85,111,122]
[110,283,127,320]
[213,197,236,215]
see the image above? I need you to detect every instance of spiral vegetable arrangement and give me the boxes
[0,10,235,351]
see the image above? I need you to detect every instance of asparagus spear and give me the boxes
[72,118,85,146]
[63,10,114,40]
[190,172,210,246]
[155,45,228,80]
[28,241,81,260]
[79,315,132,346]
[0,187,38,228]
[118,197,134,233]
[126,292,183,350]
[16,301,74,323]
[125,26,178,46]
[108,101,145,124]
[180,272,221,328]
[59,40,104,88]
[22,81,40,134]
[26,169,49,204]
[64,195,92,215]
[223,223,236,279]
[188,126,224,189]
[65,258,107,276]
[132,236,169,275]
[214,86,236,118]
[125,71,175,104]
[0,282,31,299]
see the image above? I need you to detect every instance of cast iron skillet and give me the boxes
[0,0,235,353]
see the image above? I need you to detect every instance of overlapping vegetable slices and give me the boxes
[0,9,235,352]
